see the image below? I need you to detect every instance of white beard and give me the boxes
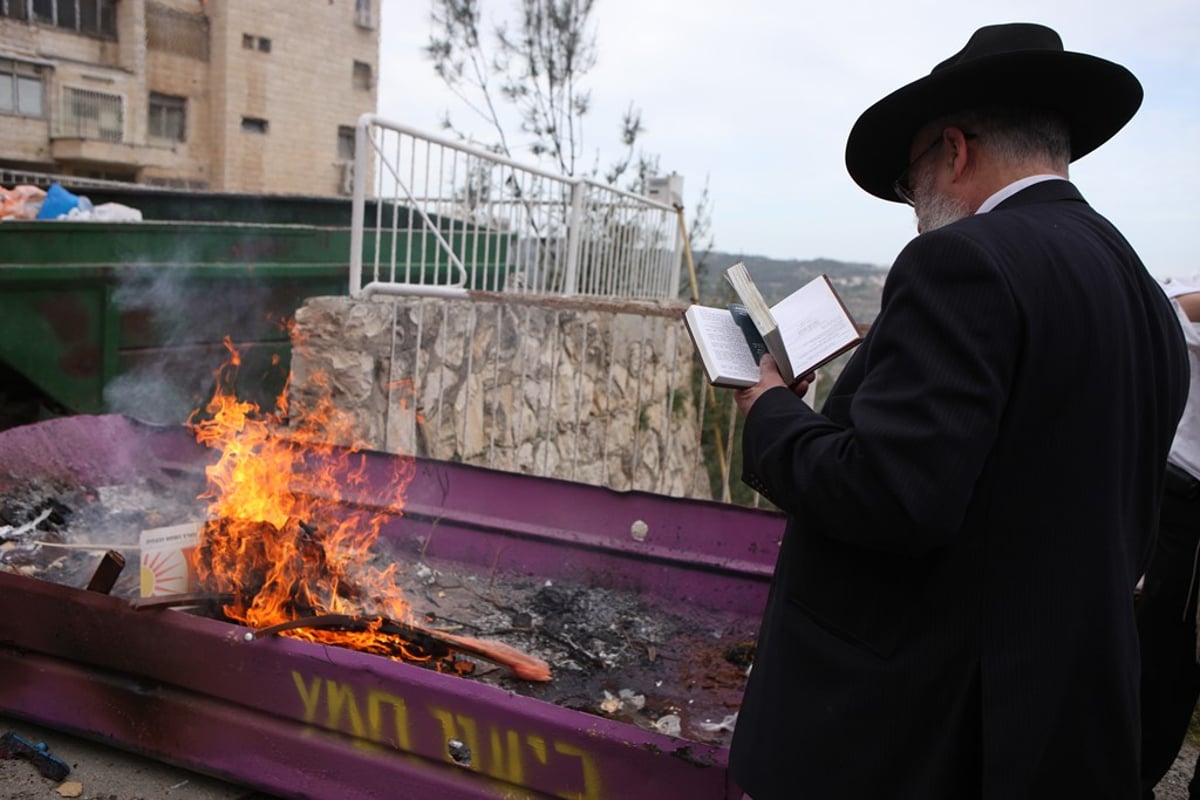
[913,168,970,233]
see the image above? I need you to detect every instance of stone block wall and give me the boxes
[289,292,711,499]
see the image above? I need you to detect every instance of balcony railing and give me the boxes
[53,86,124,142]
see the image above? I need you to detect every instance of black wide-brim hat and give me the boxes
[845,23,1143,202]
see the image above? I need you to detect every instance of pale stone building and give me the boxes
[0,0,379,194]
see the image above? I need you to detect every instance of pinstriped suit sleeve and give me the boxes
[741,230,1019,552]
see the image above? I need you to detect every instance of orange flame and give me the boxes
[188,337,423,659]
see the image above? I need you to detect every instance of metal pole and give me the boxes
[349,113,370,298]
[562,181,585,297]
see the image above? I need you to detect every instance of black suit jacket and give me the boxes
[730,180,1188,800]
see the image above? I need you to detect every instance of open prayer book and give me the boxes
[683,262,862,388]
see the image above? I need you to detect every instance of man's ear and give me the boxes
[946,127,974,180]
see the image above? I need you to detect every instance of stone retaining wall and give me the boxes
[288,293,711,499]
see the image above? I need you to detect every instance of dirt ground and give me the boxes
[0,715,276,800]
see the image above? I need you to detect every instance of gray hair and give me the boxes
[946,105,1072,171]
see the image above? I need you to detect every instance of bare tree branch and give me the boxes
[424,0,716,267]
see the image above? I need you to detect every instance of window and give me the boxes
[241,116,268,134]
[0,0,30,21]
[336,129,355,195]
[78,0,97,31]
[54,0,74,29]
[352,60,372,90]
[0,58,45,118]
[337,126,355,160]
[3,0,117,37]
[354,0,373,29]
[243,33,270,52]
[98,0,114,36]
[62,86,123,141]
[148,92,186,142]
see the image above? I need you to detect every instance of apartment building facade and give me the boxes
[0,0,379,194]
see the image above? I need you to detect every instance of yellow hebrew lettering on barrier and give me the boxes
[290,682,604,799]
[525,734,548,765]
[367,689,412,751]
[325,679,366,736]
[293,671,323,722]
[291,673,409,753]
[552,741,603,800]
[487,728,524,785]
[427,706,602,800]
[429,707,480,764]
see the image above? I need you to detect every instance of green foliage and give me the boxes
[670,387,689,418]
[695,250,886,319]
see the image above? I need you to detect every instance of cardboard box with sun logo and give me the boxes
[139,522,202,597]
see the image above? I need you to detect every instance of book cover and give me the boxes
[139,521,202,597]
[729,303,769,364]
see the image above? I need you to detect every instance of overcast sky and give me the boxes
[379,0,1199,280]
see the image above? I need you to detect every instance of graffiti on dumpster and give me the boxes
[292,670,604,799]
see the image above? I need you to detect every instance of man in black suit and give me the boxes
[729,23,1189,800]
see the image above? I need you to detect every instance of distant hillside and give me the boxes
[689,250,889,327]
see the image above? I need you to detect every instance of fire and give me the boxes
[188,336,427,661]
[184,335,551,682]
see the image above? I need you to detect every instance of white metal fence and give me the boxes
[349,114,684,301]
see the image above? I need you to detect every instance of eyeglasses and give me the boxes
[892,131,977,206]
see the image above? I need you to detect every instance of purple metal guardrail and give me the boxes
[0,415,786,799]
